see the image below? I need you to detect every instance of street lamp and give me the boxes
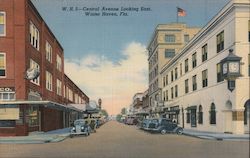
[220,49,242,92]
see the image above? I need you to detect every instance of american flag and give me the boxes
[177,7,186,17]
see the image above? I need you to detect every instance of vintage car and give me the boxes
[70,119,91,137]
[146,118,183,135]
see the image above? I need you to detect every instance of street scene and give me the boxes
[0,121,249,158]
[0,0,250,157]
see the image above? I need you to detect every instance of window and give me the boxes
[248,54,250,76]
[175,67,178,79]
[184,34,189,44]
[0,92,15,101]
[217,63,223,82]
[175,85,178,98]
[244,101,250,125]
[163,91,166,101]
[166,75,168,85]
[171,87,174,99]
[185,59,189,73]
[171,71,174,82]
[202,69,208,87]
[202,44,208,62]
[192,75,197,91]
[0,120,15,127]
[192,52,197,68]
[0,12,6,36]
[46,41,52,63]
[165,35,175,43]
[68,88,73,101]
[26,106,38,127]
[198,105,203,124]
[163,76,166,87]
[165,49,175,58]
[56,79,62,96]
[56,55,62,72]
[30,59,40,85]
[29,21,39,50]
[216,31,224,53]
[248,20,250,42]
[0,53,6,77]
[185,79,189,93]
[46,71,53,91]
[180,63,182,76]
[166,90,168,101]
[186,111,190,123]
[210,103,216,124]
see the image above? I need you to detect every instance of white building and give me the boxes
[161,0,250,134]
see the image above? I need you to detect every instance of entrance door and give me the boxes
[191,109,197,127]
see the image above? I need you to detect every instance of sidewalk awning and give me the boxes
[0,100,83,113]
[68,104,86,112]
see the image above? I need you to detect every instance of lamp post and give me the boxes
[220,49,242,92]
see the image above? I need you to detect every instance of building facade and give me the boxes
[161,0,250,134]
[147,23,200,116]
[0,0,89,136]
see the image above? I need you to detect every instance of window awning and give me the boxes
[0,100,84,113]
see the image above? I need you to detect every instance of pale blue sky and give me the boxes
[31,0,230,114]
[31,0,230,62]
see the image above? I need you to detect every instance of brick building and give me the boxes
[0,0,89,136]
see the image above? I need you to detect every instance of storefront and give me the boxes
[164,106,180,124]
[186,106,197,128]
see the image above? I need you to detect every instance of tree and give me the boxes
[121,108,126,115]
[100,109,108,118]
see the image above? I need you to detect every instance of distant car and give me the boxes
[125,117,137,125]
[70,119,91,138]
[147,118,183,135]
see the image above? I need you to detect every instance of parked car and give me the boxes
[143,118,158,131]
[70,119,91,138]
[125,117,137,125]
[147,118,183,135]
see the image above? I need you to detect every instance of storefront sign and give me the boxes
[0,87,15,92]
[0,107,19,120]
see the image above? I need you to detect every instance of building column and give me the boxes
[232,109,244,134]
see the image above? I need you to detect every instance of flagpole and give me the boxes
[176,7,179,23]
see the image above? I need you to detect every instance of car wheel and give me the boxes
[177,129,183,135]
[161,129,167,135]
[70,134,74,138]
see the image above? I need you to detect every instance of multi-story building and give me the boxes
[161,0,250,134]
[129,93,143,115]
[147,23,200,116]
[0,0,89,136]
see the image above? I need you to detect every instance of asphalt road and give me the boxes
[0,121,249,158]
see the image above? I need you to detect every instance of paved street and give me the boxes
[0,121,249,158]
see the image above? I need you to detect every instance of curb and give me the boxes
[183,133,250,141]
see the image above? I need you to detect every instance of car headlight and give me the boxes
[72,127,76,130]
[81,126,84,130]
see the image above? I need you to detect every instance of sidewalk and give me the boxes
[0,128,71,144]
[183,129,250,141]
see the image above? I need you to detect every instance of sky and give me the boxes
[31,0,230,115]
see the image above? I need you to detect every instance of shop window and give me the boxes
[216,31,224,53]
[202,44,208,62]
[198,105,203,124]
[0,53,6,77]
[186,111,190,123]
[26,106,38,127]
[0,12,6,36]
[0,120,15,127]
[210,103,216,124]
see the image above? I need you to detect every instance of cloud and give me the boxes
[64,42,148,115]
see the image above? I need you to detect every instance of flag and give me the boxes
[177,7,186,17]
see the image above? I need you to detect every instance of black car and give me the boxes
[147,118,183,135]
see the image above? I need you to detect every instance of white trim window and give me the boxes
[0,92,15,101]
[56,55,62,72]
[68,88,73,102]
[45,41,52,63]
[0,53,6,77]
[46,71,53,91]
[30,59,40,85]
[0,12,6,36]
[29,21,39,50]
[56,79,62,96]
